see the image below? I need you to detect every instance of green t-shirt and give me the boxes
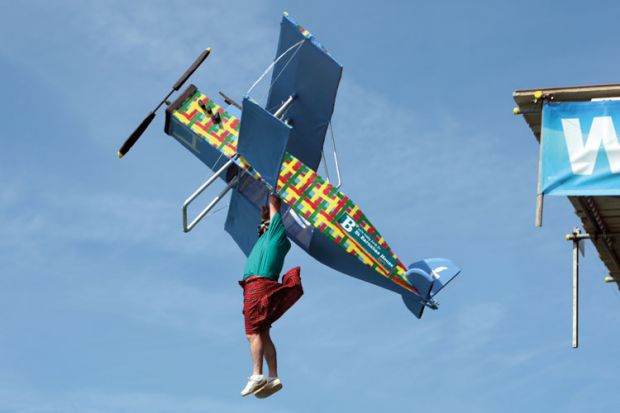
[243,212,291,281]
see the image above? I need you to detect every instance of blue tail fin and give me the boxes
[401,258,461,319]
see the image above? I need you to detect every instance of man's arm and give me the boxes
[269,193,281,219]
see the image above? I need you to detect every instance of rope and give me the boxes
[212,150,226,171]
[321,149,331,182]
[204,203,229,218]
[246,39,305,98]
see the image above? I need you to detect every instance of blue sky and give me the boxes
[1,0,620,412]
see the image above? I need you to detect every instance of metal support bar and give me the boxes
[274,95,295,119]
[182,158,236,232]
[536,194,544,227]
[320,122,343,189]
[535,135,544,227]
[566,228,590,349]
[572,234,579,349]
[219,91,242,110]
[328,122,342,189]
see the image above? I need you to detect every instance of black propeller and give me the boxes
[118,47,212,158]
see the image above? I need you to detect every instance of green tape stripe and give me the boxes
[334,200,354,223]
[178,91,201,113]
[278,165,303,196]
[188,115,200,128]
[221,133,236,147]
[299,179,315,205]
[387,267,398,279]
[328,185,339,198]
[308,199,326,222]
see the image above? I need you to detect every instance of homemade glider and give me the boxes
[118,13,461,318]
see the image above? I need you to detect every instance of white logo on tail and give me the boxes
[431,266,448,280]
[561,116,620,175]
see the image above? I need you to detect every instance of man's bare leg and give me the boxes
[247,333,264,376]
[240,333,268,396]
[261,328,278,378]
[254,328,283,398]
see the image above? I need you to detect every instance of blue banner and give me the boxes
[542,101,620,195]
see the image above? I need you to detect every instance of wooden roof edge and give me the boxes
[513,83,620,98]
[513,84,620,109]
[512,83,620,139]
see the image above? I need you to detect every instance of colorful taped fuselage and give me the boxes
[172,89,416,294]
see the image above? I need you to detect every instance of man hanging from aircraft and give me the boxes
[117,15,462,396]
[238,193,303,398]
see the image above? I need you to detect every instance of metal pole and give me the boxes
[274,95,295,119]
[328,122,343,189]
[572,234,579,348]
[535,135,544,227]
[566,228,589,348]
[536,194,544,227]
[182,157,235,232]
[184,175,238,232]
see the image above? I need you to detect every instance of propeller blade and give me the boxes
[172,48,211,91]
[119,48,211,159]
[118,111,156,158]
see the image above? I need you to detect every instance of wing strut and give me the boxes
[274,95,295,118]
[182,157,238,232]
[321,122,342,189]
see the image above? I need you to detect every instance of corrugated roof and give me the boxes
[513,84,620,288]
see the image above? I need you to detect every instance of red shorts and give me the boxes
[239,267,303,335]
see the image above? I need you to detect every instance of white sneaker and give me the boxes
[240,375,267,397]
[255,377,283,399]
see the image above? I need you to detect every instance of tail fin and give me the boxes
[401,258,461,319]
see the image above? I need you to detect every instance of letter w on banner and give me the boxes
[541,101,620,195]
